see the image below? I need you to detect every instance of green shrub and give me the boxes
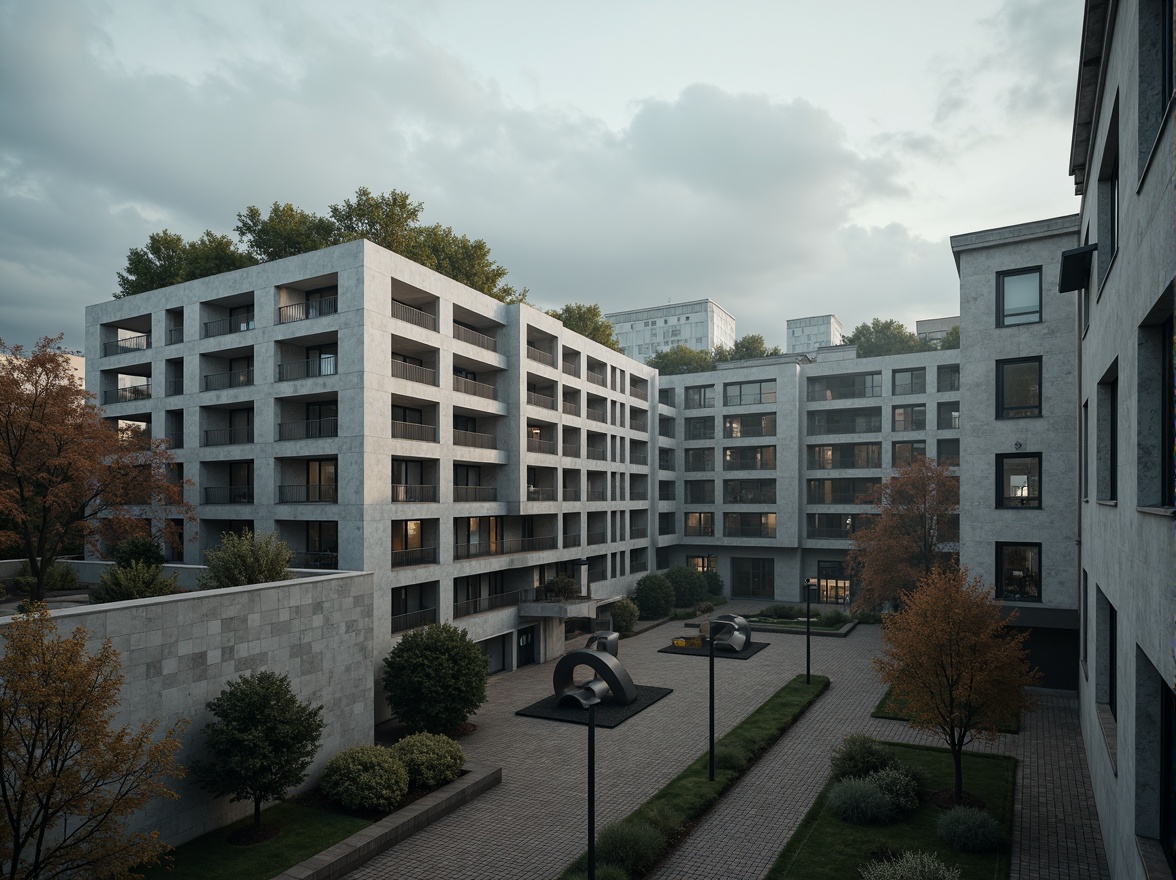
[865,765,919,813]
[818,609,850,628]
[111,536,166,569]
[639,801,684,837]
[197,529,292,590]
[610,598,639,634]
[389,732,465,789]
[830,734,899,781]
[14,561,79,596]
[382,624,488,734]
[713,744,748,773]
[703,569,724,597]
[664,565,708,607]
[596,820,666,877]
[89,561,182,604]
[859,850,961,880]
[321,745,408,813]
[826,777,896,825]
[632,574,674,619]
[855,610,884,625]
[545,574,580,600]
[762,603,800,620]
[694,600,714,616]
[937,806,1002,853]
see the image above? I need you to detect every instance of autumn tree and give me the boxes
[546,303,622,352]
[0,337,191,602]
[843,318,932,358]
[712,333,783,362]
[645,344,715,375]
[847,456,959,612]
[0,606,186,879]
[874,564,1039,803]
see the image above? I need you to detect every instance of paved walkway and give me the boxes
[348,608,1109,880]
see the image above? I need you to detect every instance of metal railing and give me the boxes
[390,606,439,631]
[561,360,580,377]
[527,487,557,501]
[278,296,338,324]
[586,408,607,423]
[562,443,581,458]
[277,484,338,503]
[807,527,851,540]
[527,391,556,410]
[453,485,497,502]
[630,385,648,401]
[391,300,437,331]
[453,429,494,448]
[102,383,151,405]
[201,368,254,391]
[166,327,183,345]
[390,547,439,568]
[562,400,580,416]
[279,357,338,382]
[278,418,339,441]
[391,421,438,442]
[165,431,183,449]
[563,533,581,547]
[103,334,151,357]
[586,371,607,387]
[391,484,439,503]
[631,451,649,465]
[202,425,253,446]
[453,324,497,351]
[453,588,532,618]
[586,448,607,461]
[659,487,676,501]
[630,526,648,540]
[165,378,184,396]
[723,458,775,471]
[563,487,581,501]
[527,437,557,455]
[587,531,606,545]
[526,345,555,367]
[452,534,558,559]
[293,551,339,570]
[390,360,435,386]
[631,559,648,573]
[724,425,775,439]
[585,488,608,501]
[453,375,496,399]
[630,417,649,432]
[726,526,777,539]
[203,486,254,504]
[630,490,649,501]
[203,314,254,338]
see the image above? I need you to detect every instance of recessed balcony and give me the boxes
[277,484,338,503]
[278,418,339,441]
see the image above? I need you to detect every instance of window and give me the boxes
[1097,365,1119,501]
[807,443,881,469]
[997,268,1042,326]
[817,560,851,604]
[724,413,776,438]
[995,543,1041,602]
[806,477,879,504]
[806,513,874,540]
[892,368,926,396]
[724,512,775,538]
[723,445,776,471]
[730,558,774,598]
[686,555,716,573]
[395,404,424,424]
[685,480,715,504]
[723,479,776,504]
[937,439,960,467]
[684,385,715,408]
[684,512,714,536]
[658,448,675,470]
[392,519,423,552]
[806,373,882,401]
[892,404,926,432]
[658,512,675,535]
[1138,0,1175,173]
[937,401,960,430]
[1138,305,1175,507]
[937,364,960,392]
[1082,400,1090,500]
[1095,587,1118,721]
[807,407,882,435]
[892,440,926,467]
[996,357,1042,418]
[306,520,338,555]
[724,380,776,406]
[685,416,715,440]
[1161,673,1176,869]
[684,448,715,471]
[307,459,338,502]
[997,454,1041,508]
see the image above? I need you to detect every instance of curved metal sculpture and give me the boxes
[584,631,619,657]
[709,614,752,653]
[554,648,637,707]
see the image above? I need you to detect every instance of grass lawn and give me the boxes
[766,743,1017,880]
[872,687,1021,734]
[141,800,372,880]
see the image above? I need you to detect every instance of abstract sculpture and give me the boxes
[584,630,619,657]
[709,614,752,653]
[554,646,637,708]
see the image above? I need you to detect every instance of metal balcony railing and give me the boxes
[279,357,338,382]
[562,400,580,417]
[452,429,494,449]
[390,547,439,568]
[102,383,151,405]
[391,421,438,442]
[526,345,555,367]
[452,324,497,351]
[390,360,436,386]
[586,409,607,423]
[726,526,777,539]
[630,526,648,540]
[563,487,581,501]
[203,486,254,504]
[631,417,649,432]
[166,327,184,345]
[452,534,558,560]
[587,531,607,545]
[201,368,254,391]
[808,527,851,540]
[165,432,183,449]
[527,438,557,455]
[293,551,339,570]
[586,371,607,387]
[453,485,497,502]
[391,484,439,503]
[630,490,649,501]
[453,375,496,399]
[391,300,437,331]
[630,385,648,401]
[165,378,184,396]
[278,296,338,324]
[631,451,649,465]
[527,487,557,501]
[586,448,607,461]
[527,391,556,410]
[202,425,253,446]
[277,484,338,503]
[453,588,532,619]
[390,605,438,631]
[585,488,608,501]
[631,559,648,573]
[563,443,581,458]
[203,313,254,338]
[102,334,151,357]
[561,360,580,377]
[563,533,581,547]
[278,418,339,441]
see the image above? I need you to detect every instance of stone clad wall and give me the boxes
[0,571,375,845]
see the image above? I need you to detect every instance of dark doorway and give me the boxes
[517,626,537,667]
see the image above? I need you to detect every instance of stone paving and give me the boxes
[347,607,1109,880]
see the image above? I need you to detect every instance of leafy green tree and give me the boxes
[235,202,337,262]
[713,334,783,362]
[328,186,423,255]
[182,230,256,279]
[843,318,932,358]
[631,573,675,618]
[547,303,622,351]
[197,529,292,590]
[382,624,489,734]
[116,230,187,296]
[410,222,527,303]
[937,324,960,350]
[645,344,715,375]
[664,564,708,607]
[192,670,324,831]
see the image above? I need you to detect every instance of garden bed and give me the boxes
[871,687,1021,734]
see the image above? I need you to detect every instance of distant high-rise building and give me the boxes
[605,299,735,362]
[786,314,843,354]
[915,316,959,344]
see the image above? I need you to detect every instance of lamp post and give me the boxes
[707,618,736,782]
[569,690,602,880]
[804,577,817,684]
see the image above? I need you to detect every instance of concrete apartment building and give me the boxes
[786,314,843,353]
[1055,0,1175,875]
[605,298,736,362]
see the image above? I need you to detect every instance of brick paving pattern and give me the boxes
[347,608,1109,880]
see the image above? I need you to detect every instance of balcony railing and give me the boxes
[587,531,607,545]
[631,451,649,465]
[454,587,532,619]
[585,488,608,501]
[563,487,581,501]
[453,429,494,449]
[390,547,439,568]
[527,437,557,455]
[390,360,436,386]
[452,534,558,560]
[563,443,581,458]
[277,484,338,503]
[561,360,580,377]
[453,485,497,502]
[631,417,649,432]
[630,526,648,540]
[527,487,557,501]
[586,371,607,387]
[630,385,648,401]
[563,533,581,547]
[526,345,555,367]
[391,484,439,503]
[293,551,339,570]
[165,431,183,449]
[390,605,439,631]
[452,375,496,400]
[279,357,338,382]
[808,527,851,540]
[586,448,607,461]
[586,408,607,423]
[278,418,339,441]
[630,490,649,501]
[166,327,183,345]
[726,527,777,539]
[202,425,254,446]
[391,300,437,331]
[391,421,438,442]
[102,334,151,357]
[102,383,151,405]
[165,378,184,396]
[278,296,338,324]
[562,400,580,417]
[527,391,556,410]
[203,486,254,504]
[631,558,648,573]
[452,324,497,351]
[201,368,254,391]
[203,313,254,339]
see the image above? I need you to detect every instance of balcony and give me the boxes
[453,429,494,449]
[563,442,581,458]
[561,360,580,378]
[201,368,253,391]
[390,360,436,386]
[586,408,607,423]
[453,376,496,400]
[453,324,497,351]
[527,437,557,455]
[631,451,649,466]
[631,386,648,401]
[202,426,253,446]
[526,345,555,367]
[563,487,581,501]
[453,485,497,502]
[203,486,255,504]
[562,400,580,417]
[278,418,339,441]
[527,487,557,501]
[586,448,607,461]
[585,488,608,501]
[391,300,437,332]
[631,526,648,540]
[630,489,649,501]
[586,371,607,387]
[165,432,183,449]
[631,416,649,432]
[808,527,851,540]
[293,551,339,570]
[726,527,777,539]
[391,421,438,442]
[166,327,184,345]
[452,534,558,560]
[391,484,439,503]
[102,383,151,405]
[587,530,607,545]
[203,313,254,339]
[166,378,184,396]
[526,391,556,410]
[278,296,338,324]
[390,547,439,568]
[279,357,338,382]
[103,334,151,357]
[390,605,439,631]
[563,533,581,547]
[454,587,532,619]
[277,484,338,503]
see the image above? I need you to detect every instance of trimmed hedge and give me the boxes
[90,561,182,604]
[389,732,465,789]
[610,598,639,634]
[321,745,408,813]
[664,565,708,608]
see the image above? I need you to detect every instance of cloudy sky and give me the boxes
[0,0,1083,353]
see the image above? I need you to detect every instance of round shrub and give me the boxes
[632,574,674,619]
[610,598,639,634]
[827,777,896,825]
[830,734,899,781]
[703,569,724,596]
[859,850,961,880]
[389,732,465,789]
[90,561,182,604]
[112,536,166,569]
[596,819,666,877]
[694,600,714,616]
[197,529,292,590]
[865,765,919,813]
[544,574,579,600]
[321,745,408,813]
[664,565,708,608]
[382,623,489,734]
[937,806,1002,853]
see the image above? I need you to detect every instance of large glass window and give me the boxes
[806,477,880,504]
[686,555,716,573]
[724,413,776,438]
[806,513,874,540]
[996,543,1041,602]
[997,268,1042,326]
[684,385,715,409]
[807,443,881,469]
[817,560,852,604]
[892,404,926,432]
[937,401,960,430]
[806,373,882,401]
[937,364,960,392]
[723,445,776,470]
[892,368,926,396]
[684,512,714,536]
[724,512,775,538]
[684,480,715,504]
[724,380,776,406]
[807,408,882,435]
[684,448,715,471]
[996,358,1042,418]
[723,479,776,504]
[685,416,715,440]
[997,454,1041,508]
[658,512,675,535]
[937,438,960,467]
[893,440,926,467]
[731,557,774,598]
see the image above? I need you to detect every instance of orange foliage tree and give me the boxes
[874,564,1039,804]
[0,606,186,879]
[847,456,959,612]
[0,337,191,602]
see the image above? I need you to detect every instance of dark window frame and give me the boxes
[996,356,1043,419]
[995,542,1042,603]
[996,452,1042,509]
[996,267,1043,327]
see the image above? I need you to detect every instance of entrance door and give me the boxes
[517,626,537,667]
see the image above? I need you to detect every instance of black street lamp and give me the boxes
[568,690,602,880]
[706,618,737,782]
[804,577,817,684]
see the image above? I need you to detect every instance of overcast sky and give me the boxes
[0,0,1083,354]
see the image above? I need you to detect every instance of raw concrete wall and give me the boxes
[0,571,375,846]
